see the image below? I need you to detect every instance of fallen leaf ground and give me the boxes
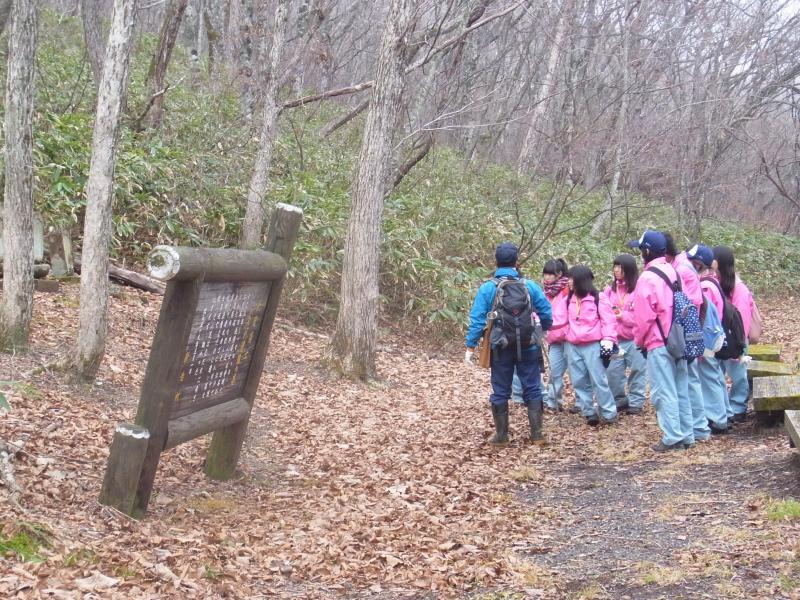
[1,283,800,599]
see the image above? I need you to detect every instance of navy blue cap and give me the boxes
[495,242,519,267]
[687,243,713,267]
[627,230,666,253]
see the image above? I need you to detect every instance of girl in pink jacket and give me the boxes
[565,265,618,426]
[712,245,755,422]
[602,254,646,415]
[542,259,570,411]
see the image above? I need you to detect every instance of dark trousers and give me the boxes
[490,347,543,407]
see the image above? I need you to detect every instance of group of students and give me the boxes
[464,230,759,453]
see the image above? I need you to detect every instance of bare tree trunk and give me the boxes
[224,0,242,76]
[590,0,630,237]
[517,0,573,174]
[139,0,189,129]
[80,0,106,90]
[67,0,136,381]
[0,0,12,34]
[1,0,38,351]
[240,0,289,249]
[330,0,417,380]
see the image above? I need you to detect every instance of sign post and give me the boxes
[99,203,302,518]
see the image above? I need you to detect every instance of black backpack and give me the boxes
[702,277,746,359]
[488,277,536,360]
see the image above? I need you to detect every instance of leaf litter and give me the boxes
[0,284,798,598]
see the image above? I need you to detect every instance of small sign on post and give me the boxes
[100,203,302,518]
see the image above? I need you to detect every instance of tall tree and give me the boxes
[1,0,39,351]
[137,0,189,129]
[0,0,12,34]
[240,0,289,249]
[67,0,137,381]
[80,0,106,89]
[329,0,417,379]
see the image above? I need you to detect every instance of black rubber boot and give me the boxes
[489,403,509,445]
[527,399,546,445]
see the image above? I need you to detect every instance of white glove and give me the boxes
[741,355,753,366]
[600,340,614,352]
[464,349,474,365]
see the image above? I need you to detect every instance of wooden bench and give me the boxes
[747,344,782,363]
[752,376,800,412]
[785,410,800,449]
[746,360,794,379]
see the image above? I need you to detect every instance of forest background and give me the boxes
[2,0,800,369]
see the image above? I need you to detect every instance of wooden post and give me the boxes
[131,278,202,517]
[99,424,150,515]
[205,203,302,479]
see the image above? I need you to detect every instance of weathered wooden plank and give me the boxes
[148,246,287,283]
[753,376,800,411]
[165,397,250,450]
[206,203,302,480]
[131,278,202,518]
[747,344,781,363]
[746,360,794,378]
[99,424,150,515]
[784,410,800,449]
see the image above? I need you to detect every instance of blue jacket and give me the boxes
[465,267,553,348]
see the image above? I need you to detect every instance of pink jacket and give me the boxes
[730,277,754,337]
[546,288,570,344]
[673,252,702,310]
[700,277,724,318]
[566,291,617,345]
[602,281,635,341]
[632,257,677,351]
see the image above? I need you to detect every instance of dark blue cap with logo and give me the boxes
[687,243,714,267]
[627,230,666,253]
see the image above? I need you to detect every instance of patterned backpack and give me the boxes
[646,267,705,361]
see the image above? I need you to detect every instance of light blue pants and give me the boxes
[647,346,689,446]
[722,358,749,416]
[605,339,646,409]
[567,342,617,421]
[545,342,568,409]
[687,360,710,441]
[699,355,728,429]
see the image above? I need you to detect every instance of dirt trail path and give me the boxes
[0,285,799,599]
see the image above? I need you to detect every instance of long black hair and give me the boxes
[712,245,736,298]
[613,253,639,292]
[543,258,569,277]
[569,265,598,299]
[663,232,679,259]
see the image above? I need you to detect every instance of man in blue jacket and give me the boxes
[465,243,553,445]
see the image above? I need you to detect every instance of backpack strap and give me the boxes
[701,277,727,318]
[645,266,677,347]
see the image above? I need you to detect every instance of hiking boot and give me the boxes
[651,440,685,452]
[600,415,618,425]
[586,414,600,427]
[615,399,629,411]
[730,412,747,424]
[527,400,546,445]
[489,403,509,445]
[709,424,730,435]
[568,405,581,414]
[625,406,643,416]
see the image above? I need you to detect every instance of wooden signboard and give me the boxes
[100,204,302,518]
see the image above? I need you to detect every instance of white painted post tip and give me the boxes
[147,245,181,280]
[275,202,303,215]
[115,424,150,439]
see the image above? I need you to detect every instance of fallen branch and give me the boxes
[74,260,166,295]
